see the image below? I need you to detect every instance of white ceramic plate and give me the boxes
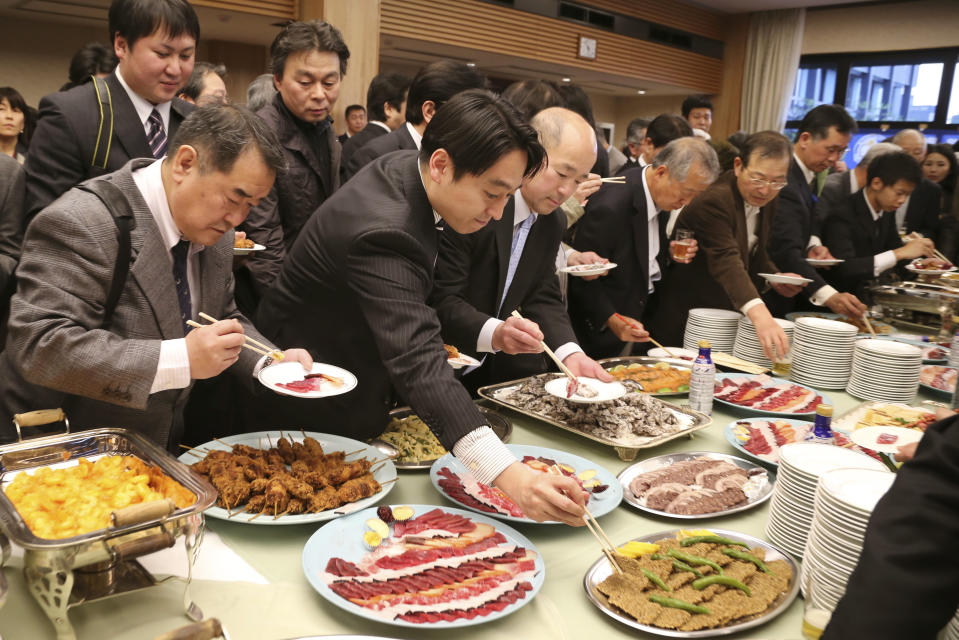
[543,376,626,403]
[758,273,813,285]
[906,260,956,275]
[778,442,889,477]
[850,425,923,454]
[447,352,481,369]
[647,347,699,361]
[258,361,358,398]
[806,258,845,266]
[819,467,897,512]
[559,262,618,276]
[233,242,266,255]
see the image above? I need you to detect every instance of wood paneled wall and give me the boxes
[198,40,270,107]
[584,0,724,41]
[193,0,295,20]
[712,14,750,140]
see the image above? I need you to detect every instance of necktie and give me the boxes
[147,109,167,159]
[171,240,192,332]
[498,214,535,314]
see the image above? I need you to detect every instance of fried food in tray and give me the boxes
[607,362,691,394]
[234,236,255,249]
[4,455,195,540]
[381,414,447,463]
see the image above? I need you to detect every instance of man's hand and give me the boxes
[895,442,919,463]
[572,173,602,206]
[491,317,544,354]
[894,238,936,261]
[824,292,868,318]
[280,348,313,371]
[563,351,614,382]
[566,250,610,280]
[807,245,834,260]
[751,312,790,362]
[669,238,698,264]
[770,273,807,298]
[493,461,586,526]
[185,319,246,379]
[607,313,649,343]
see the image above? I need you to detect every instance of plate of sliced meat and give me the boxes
[428,444,622,524]
[725,418,882,467]
[303,504,545,627]
[618,452,773,519]
[713,373,828,416]
[258,361,358,398]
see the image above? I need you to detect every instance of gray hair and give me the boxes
[652,137,720,183]
[860,142,900,170]
[892,128,926,149]
[167,104,286,175]
[626,117,650,144]
[246,74,276,113]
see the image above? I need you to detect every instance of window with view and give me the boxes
[788,65,837,121]
[844,62,943,122]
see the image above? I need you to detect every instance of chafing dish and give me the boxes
[868,281,959,332]
[0,411,216,640]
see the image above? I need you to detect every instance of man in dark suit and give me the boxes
[823,151,935,298]
[337,104,365,145]
[617,114,692,175]
[648,131,804,359]
[815,142,899,223]
[431,107,611,390]
[256,91,588,525]
[619,117,649,172]
[339,72,410,169]
[568,137,717,359]
[0,106,311,449]
[891,128,942,241]
[343,60,486,181]
[0,154,25,346]
[766,104,866,318]
[24,0,198,219]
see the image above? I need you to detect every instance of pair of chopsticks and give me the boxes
[186,312,284,361]
[612,313,675,358]
[861,314,878,338]
[600,176,626,184]
[511,310,580,395]
[548,465,622,574]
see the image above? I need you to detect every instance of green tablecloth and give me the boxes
[1,384,938,640]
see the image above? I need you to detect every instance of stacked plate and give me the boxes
[765,442,888,560]
[684,308,741,353]
[732,316,794,368]
[790,317,858,390]
[846,338,922,402]
[800,468,896,609]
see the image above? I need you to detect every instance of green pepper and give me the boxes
[680,535,749,548]
[648,594,711,615]
[672,559,703,578]
[722,548,774,574]
[641,568,671,592]
[692,574,751,596]
[666,548,724,575]
[650,553,667,561]
[678,384,690,392]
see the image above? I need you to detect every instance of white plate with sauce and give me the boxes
[558,262,618,276]
[233,242,265,255]
[543,375,626,403]
[758,273,813,285]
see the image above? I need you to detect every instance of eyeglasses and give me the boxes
[743,171,788,190]
[824,145,849,156]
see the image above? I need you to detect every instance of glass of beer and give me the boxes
[772,342,792,377]
[672,229,694,261]
[801,575,834,639]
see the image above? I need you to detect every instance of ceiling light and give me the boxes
[466,62,476,68]
[637,90,646,95]
[562,77,571,83]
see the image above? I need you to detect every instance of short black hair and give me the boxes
[270,20,349,79]
[501,80,564,121]
[796,104,858,142]
[344,104,365,117]
[168,104,285,176]
[65,42,118,89]
[727,130,748,151]
[179,62,227,101]
[740,130,791,168]
[866,150,921,188]
[420,89,545,181]
[681,95,712,118]
[626,117,651,144]
[645,114,693,149]
[0,87,30,147]
[557,84,596,128]
[108,0,199,49]
[925,143,958,195]
[366,72,411,122]
[405,60,487,126]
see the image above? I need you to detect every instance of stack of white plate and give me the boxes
[800,468,895,608]
[684,308,741,353]
[846,338,922,402]
[790,317,858,390]
[943,611,959,640]
[765,442,888,560]
[732,316,794,368]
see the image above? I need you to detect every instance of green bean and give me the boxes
[650,553,666,561]
[648,594,711,615]
[680,535,749,548]
[692,574,751,596]
[671,559,703,578]
[666,548,724,575]
[641,568,671,592]
[722,548,774,574]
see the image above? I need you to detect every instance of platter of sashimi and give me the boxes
[713,373,829,417]
[725,418,883,468]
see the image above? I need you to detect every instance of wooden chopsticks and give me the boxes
[548,465,623,574]
[612,313,676,358]
[187,312,285,361]
[510,309,578,384]
[600,176,626,184]
[861,314,878,338]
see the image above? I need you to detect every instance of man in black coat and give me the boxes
[892,128,942,241]
[337,104,365,145]
[339,72,410,169]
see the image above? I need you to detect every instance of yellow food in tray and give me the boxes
[5,455,195,540]
[607,362,691,394]
[381,415,448,463]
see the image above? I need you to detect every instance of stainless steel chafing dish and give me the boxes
[868,281,959,332]
[0,410,216,640]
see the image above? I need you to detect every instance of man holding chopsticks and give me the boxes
[0,105,312,449]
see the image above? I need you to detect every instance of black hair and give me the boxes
[63,43,118,90]
[168,104,285,176]
[681,95,713,118]
[925,143,958,196]
[740,130,791,168]
[866,150,921,188]
[404,60,487,126]
[727,130,748,151]
[270,20,349,79]
[501,80,564,121]
[0,87,30,148]
[108,0,199,49]
[645,114,693,149]
[710,140,740,174]
[179,62,227,101]
[366,72,412,122]
[795,104,858,142]
[557,84,596,128]
[344,104,365,117]
[420,89,545,181]
[626,117,651,144]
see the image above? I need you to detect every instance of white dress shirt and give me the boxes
[793,153,839,305]
[738,203,766,315]
[406,122,423,150]
[115,68,172,140]
[862,192,898,276]
[369,120,391,134]
[641,167,662,293]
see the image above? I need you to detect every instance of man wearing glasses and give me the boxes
[765,104,867,319]
[649,132,805,360]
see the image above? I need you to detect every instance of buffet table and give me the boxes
[0,384,932,640]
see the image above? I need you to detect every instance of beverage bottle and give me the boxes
[949,330,959,368]
[951,375,959,411]
[689,339,716,415]
[808,405,834,444]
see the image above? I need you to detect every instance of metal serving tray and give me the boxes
[477,374,711,461]
[831,400,936,434]
[597,356,694,396]
[384,406,512,470]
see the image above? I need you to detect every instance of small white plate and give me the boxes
[258,361,358,398]
[447,352,481,369]
[558,262,618,276]
[647,346,697,361]
[806,258,845,266]
[758,273,813,285]
[233,242,265,255]
[906,260,956,275]
[543,376,626,403]
[850,425,923,454]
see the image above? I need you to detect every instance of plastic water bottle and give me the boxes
[689,340,716,415]
[949,330,959,369]
[808,404,834,445]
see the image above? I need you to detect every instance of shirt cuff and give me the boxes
[807,235,822,250]
[553,342,583,363]
[874,250,897,277]
[477,318,502,353]
[150,338,191,394]
[563,243,574,261]
[740,298,765,315]
[809,285,838,306]
[451,427,518,485]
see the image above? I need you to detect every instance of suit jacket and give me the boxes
[344,124,416,182]
[340,122,388,170]
[821,190,903,298]
[256,151,486,446]
[904,178,942,241]
[0,160,267,449]
[430,197,577,387]
[239,93,340,298]
[337,133,349,145]
[0,154,25,297]
[815,170,853,224]
[648,171,779,346]
[24,71,193,219]
[568,166,669,359]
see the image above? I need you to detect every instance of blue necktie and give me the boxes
[171,240,192,332]
[148,109,167,159]
[498,214,535,314]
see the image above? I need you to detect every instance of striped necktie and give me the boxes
[498,213,535,314]
[147,109,167,159]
